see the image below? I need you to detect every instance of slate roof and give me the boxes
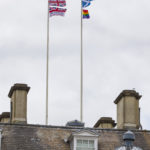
[0,123,150,150]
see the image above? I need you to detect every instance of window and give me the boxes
[68,130,99,150]
[76,139,95,150]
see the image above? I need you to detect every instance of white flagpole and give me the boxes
[46,0,50,125]
[80,0,83,122]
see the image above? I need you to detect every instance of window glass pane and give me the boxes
[77,148,87,150]
[76,139,95,150]
[82,140,88,147]
[77,140,82,147]
[89,140,94,148]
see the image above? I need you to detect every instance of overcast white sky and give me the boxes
[0,0,150,129]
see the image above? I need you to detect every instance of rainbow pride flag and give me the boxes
[83,9,90,19]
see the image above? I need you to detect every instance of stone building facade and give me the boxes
[0,124,150,150]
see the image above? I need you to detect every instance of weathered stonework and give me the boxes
[114,90,141,129]
[8,84,30,124]
[94,117,116,129]
[0,124,150,150]
[0,112,10,123]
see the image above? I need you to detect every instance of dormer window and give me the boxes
[68,130,99,150]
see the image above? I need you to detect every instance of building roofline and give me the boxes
[0,123,149,133]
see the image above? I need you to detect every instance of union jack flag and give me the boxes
[49,7,67,17]
[49,0,66,7]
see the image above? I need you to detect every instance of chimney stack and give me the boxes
[8,83,30,124]
[114,90,141,129]
[94,117,116,129]
[0,112,10,123]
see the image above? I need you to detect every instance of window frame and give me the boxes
[75,138,97,150]
[70,130,98,150]
[76,139,95,149]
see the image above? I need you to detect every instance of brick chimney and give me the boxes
[8,83,30,124]
[114,90,141,129]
